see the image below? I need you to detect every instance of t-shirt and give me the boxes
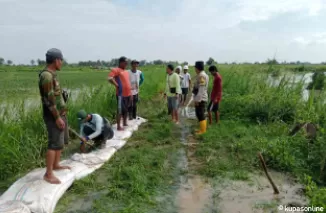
[128,69,144,95]
[165,72,182,97]
[181,72,191,88]
[108,68,132,97]
[210,73,222,102]
[39,69,66,119]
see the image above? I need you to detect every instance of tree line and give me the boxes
[1,56,326,66]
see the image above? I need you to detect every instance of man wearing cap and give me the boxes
[128,60,144,120]
[164,64,181,124]
[181,65,191,106]
[38,48,70,184]
[108,56,132,131]
[208,65,222,124]
[192,61,209,134]
[77,110,114,153]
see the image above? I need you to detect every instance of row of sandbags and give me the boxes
[0,117,147,213]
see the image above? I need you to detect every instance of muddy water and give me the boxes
[267,72,325,102]
[0,88,82,119]
[176,110,214,213]
[216,171,308,213]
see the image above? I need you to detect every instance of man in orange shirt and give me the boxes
[108,57,132,131]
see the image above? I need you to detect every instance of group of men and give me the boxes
[164,61,222,134]
[38,49,144,184]
[38,47,221,184]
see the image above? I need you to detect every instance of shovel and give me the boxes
[68,127,95,152]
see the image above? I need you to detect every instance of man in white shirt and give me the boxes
[128,60,144,120]
[181,65,191,106]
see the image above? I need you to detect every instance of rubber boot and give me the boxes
[195,120,207,135]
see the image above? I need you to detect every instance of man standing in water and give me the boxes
[128,60,144,120]
[164,64,181,124]
[208,65,222,124]
[193,61,209,134]
[39,48,70,184]
[181,65,191,106]
[108,56,132,131]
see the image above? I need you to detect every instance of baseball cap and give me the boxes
[77,110,87,121]
[183,65,189,70]
[46,48,63,60]
[131,60,139,64]
[118,56,127,63]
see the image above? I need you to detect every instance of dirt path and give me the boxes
[175,107,214,213]
[176,106,308,213]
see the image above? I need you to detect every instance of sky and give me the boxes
[0,0,326,64]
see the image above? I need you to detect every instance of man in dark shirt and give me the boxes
[207,65,222,124]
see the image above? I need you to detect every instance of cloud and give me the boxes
[0,0,326,64]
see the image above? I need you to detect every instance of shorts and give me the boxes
[116,95,131,115]
[181,88,189,95]
[167,96,179,110]
[43,114,68,150]
[207,101,219,112]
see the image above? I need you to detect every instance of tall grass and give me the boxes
[1,65,326,207]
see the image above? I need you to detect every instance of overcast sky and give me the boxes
[0,0,326,64]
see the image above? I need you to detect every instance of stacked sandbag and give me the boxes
[0,116,148,213]
[0,201,31,213]
[0,168,74,213]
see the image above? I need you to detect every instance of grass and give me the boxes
[1,64,326,211]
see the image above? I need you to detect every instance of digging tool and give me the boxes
[68,127,95,152]
[258,152,280,194]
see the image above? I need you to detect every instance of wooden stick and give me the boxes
[258,152,280,194]
[68,127,94,147]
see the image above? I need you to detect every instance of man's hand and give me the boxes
[163,93,167,99]
[195,102,199,106]
[213,99,219,104]
[81,137,88,143]
[56,117,65,130]
[80,143,86,153]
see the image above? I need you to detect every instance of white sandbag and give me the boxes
[59,159,90,177]
[112,127,132,140]
[92,147,116,162]
[135,116,147,125]
[111,123,136,133]
[0,168,74,213]
[105,139,127,150]
[70,153,106,166]
[0,201,31,213]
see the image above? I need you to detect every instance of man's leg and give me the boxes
[122,96,130,126]
[128,98,133,120]
[207,101,213,125]
[167,97,172,115]
[53,116,71,170]
[43,116,63,184]
[214,103,220,123]
[196,102,207,134]
[117,96,123,131]
[174,97,179,123]
[133,94,138,119]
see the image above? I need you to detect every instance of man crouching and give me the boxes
[77,110,114,153]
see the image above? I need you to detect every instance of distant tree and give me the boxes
[30,59,35,66]
[266,58,278,65]
[7,60,13,65]
[254,61,260,64]
[206,57,215,66]
[153,60,164,65]
[63,58,68,66]
[0,58,4,65]
[139,60,146,66]
[37,59,46,66]
[182,61,188,65]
